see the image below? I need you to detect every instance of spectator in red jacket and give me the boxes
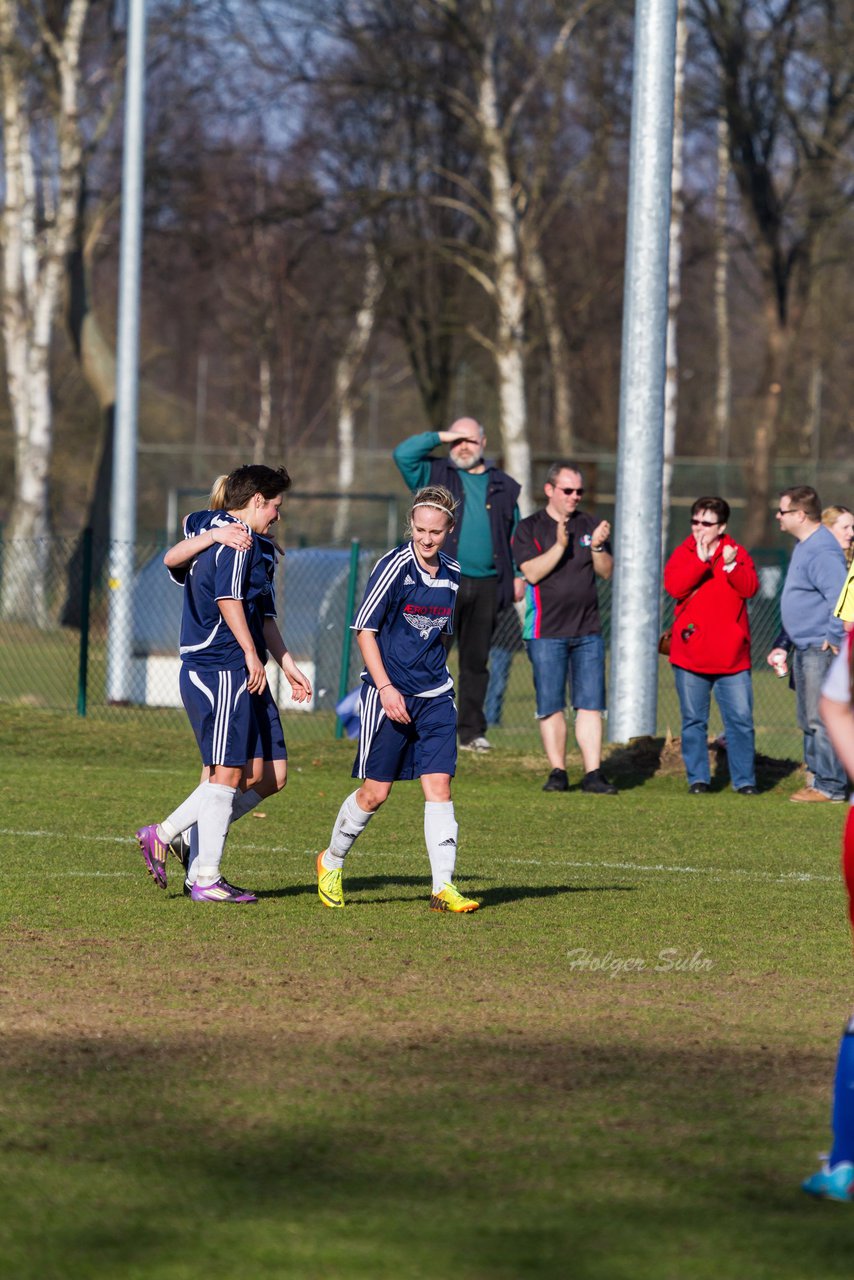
[664,496,759,795]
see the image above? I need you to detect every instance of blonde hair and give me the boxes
[824,505,854,566]
[822,505,851,528]
[209,475,229,509]
[405,485,457,539]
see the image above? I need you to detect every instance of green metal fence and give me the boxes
[0,533,802,760]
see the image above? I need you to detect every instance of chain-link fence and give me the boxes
[0,533,804,759]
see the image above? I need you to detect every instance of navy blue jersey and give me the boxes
[173,510,277,669]
[353,543,459,697]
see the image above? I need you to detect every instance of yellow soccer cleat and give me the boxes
[429,882,479,913]
[317,850,345,909]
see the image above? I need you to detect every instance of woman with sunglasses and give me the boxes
[664,496,759,795]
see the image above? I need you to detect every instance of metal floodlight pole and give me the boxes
[107,0,148,703]
[608,0,679,743]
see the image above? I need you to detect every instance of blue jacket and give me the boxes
[780,524,847,649]
[393,431,521,610]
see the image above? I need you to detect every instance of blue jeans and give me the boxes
[793,645,847,799]
[525,634,606,717]
[485,645,513,726]
[673,666,755,790]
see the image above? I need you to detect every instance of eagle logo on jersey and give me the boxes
[403,603,452,640]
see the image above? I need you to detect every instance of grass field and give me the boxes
[2,707,854,1278]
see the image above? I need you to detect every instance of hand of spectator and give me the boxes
[767,648,788,669]
[721,544,737,566]
[822,640,840,655]
[439,425,479,446]
[591,520,610,548]
[514,577,526,602]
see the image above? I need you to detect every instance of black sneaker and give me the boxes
[542,768,569,792]
[736,785,758,795]
[581,769,618,795]
[688,781,710,794]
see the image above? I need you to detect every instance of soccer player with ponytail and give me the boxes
[316,485,480,913]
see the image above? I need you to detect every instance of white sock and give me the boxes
[425,800,457,893]
[323,792,374,870]
[183,788,263,885]
[195,783,237,885]
[186,824,199,886]
[158,783,209,844]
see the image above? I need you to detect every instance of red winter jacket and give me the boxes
[663,534,759,675]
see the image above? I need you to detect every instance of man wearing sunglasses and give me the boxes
[393,418,522,752]
[513,462,617,794]
[771,486,847,802]
[664,497,759,795]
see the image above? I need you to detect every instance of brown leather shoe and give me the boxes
[789,787,839,803]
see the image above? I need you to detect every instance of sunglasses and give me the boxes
[776,508,798,517]
[691,518,719,527]
[554,486,584,496]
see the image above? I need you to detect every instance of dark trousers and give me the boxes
[445,574,498,744]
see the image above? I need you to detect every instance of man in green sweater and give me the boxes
[393,418,522,751]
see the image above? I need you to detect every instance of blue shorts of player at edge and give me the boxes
[353,685,457,781]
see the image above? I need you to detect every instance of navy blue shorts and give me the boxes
[247,686,287,762]
[352,686,457,781]
[180,665,253,768]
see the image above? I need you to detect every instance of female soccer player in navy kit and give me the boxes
[317,485,479,913]
[802,631,854,1199]
[135,464,311,903]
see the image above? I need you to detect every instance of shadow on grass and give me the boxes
[605,734,802,795]
[1,1030,849,1279]
[253,876,636,909]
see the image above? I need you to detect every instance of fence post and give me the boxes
[335,538,360,739]
[77,527,93,717]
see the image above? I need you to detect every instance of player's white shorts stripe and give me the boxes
[357,685,385,777]
[188,668,215,707]
[213,670,232,764]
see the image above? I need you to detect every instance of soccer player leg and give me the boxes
[417,695,478,912]
[188,669,258,902]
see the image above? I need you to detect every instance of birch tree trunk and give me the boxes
[0,0,89,622]
[660,0,687,561]
[475,12,532,514]
[331,243,384,544]
[713,114,731,489]
[525,238,573,456]
[252,352,272,464]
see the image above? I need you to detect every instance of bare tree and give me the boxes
[0,0,90,619]
[695,0,854,545]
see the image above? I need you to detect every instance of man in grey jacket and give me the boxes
[768,485,847,802]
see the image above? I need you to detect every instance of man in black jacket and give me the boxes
[393,418,522,751]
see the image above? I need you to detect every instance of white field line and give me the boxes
[0,829,838,885]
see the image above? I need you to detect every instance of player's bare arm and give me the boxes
[163,521,252,571]
[356,629,411,724]
[218,598,266,694]
[262,619,312,703]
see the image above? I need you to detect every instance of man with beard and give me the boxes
[393,418,522,752]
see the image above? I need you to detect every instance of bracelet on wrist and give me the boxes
[377,683,392,693]
[591,544,606,553]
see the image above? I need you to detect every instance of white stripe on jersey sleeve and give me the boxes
[353,546,412,631]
